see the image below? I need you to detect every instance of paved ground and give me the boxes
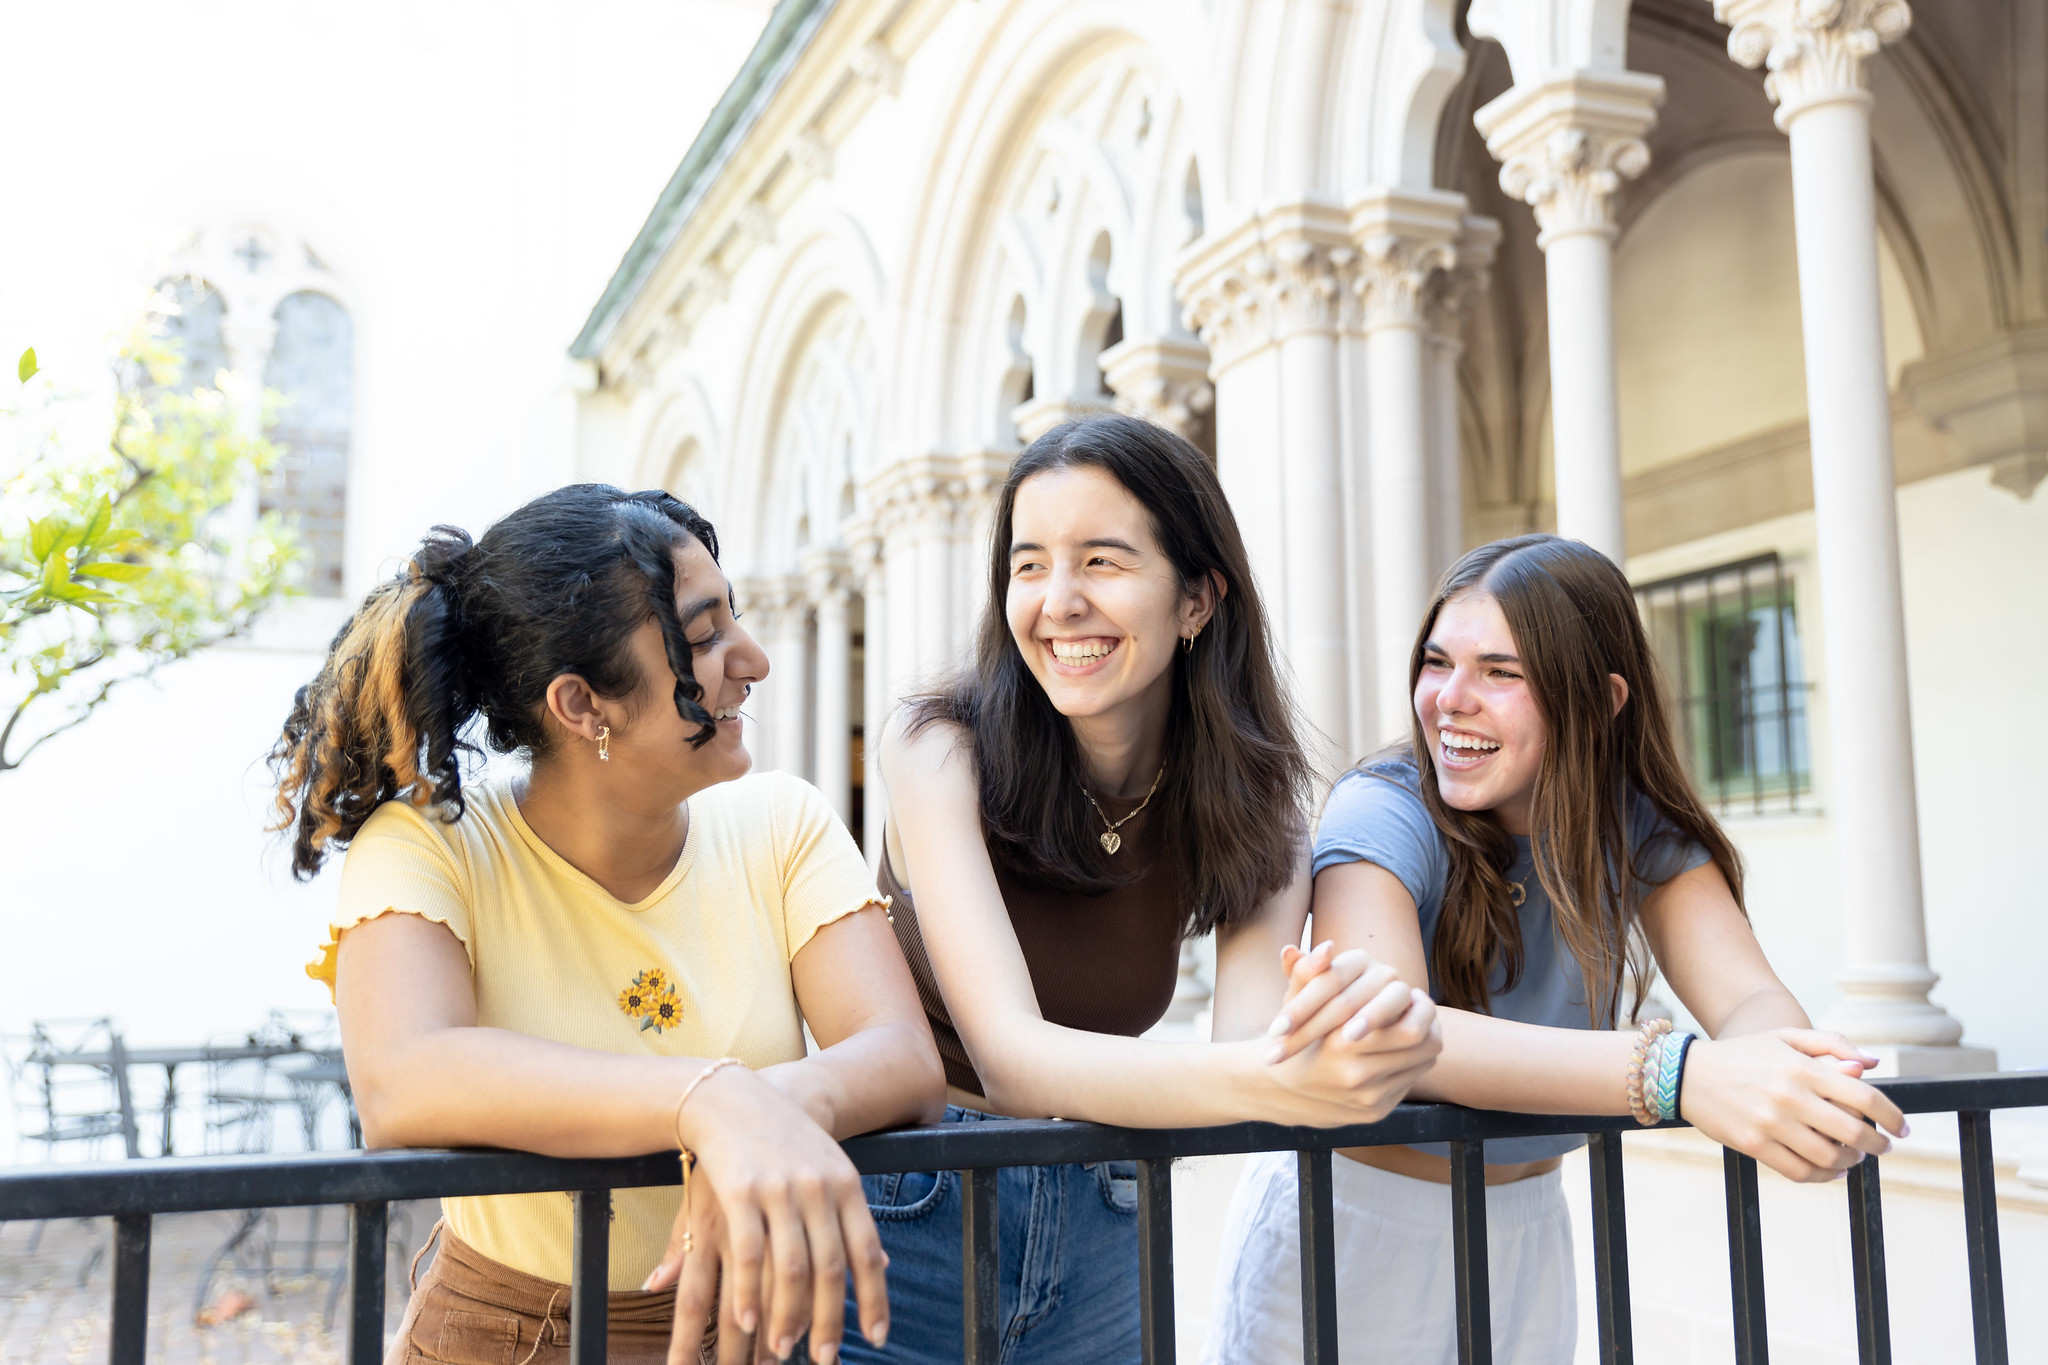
[0,1203,438,1365]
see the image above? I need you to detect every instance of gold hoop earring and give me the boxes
[596,725,610,762]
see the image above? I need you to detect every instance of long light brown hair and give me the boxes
[1394,534,1743,1024]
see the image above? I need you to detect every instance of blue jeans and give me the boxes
[838,1106,1142,1364]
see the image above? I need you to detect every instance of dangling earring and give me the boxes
[1183,626,1200,654]
[596,725,610,762]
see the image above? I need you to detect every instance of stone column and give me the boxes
[867,457,969,699]
[847,521,889,861]
[1099,336,1216,443]
[1180,208,1357,770]
[733,574,775,767]
[1475,73,1663,563]
[1715,0,1989,1072]
[1350,192,1461,746]
[1425,218,1502,578]
[762,576,814,780]
[803,547,854,827]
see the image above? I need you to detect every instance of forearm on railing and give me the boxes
[1405,1010,1638,1115]
[352,1024,708,1157]
[761,1021,946,1139]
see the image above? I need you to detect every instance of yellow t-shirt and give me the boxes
[307,770,879,1289]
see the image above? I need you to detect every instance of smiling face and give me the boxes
[611,536,767,790]
[1005,464,1208,730]
[1414,591,1548,835]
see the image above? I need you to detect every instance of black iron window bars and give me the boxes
[2,1070,2041,1365]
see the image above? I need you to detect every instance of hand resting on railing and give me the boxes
[640,1063,889,1365]
[1674,1026,1905,1181]
[1269,862,1910,1185]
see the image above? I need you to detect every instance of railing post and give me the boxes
[570,1189,610,1365]
[348,1201,389,1365]
[1958,1110,2009,1365]
[1845,1156,1890,1365]
[1136,1158,1176,1364]
[1449,1139,1491,1365]
[961,1168,999,1364]
[109,1212,150,1365]
[1297,1148,1339,1365]
[1723,1149,1769,1365]
[1587,1131,1634,1364]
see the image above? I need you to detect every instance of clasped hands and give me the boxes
[1260,940,1442,1124]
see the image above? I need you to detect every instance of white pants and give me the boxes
[1202,1150,1576,1365]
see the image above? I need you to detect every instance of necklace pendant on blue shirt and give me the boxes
[1509,880,1527,906]
[1100,831,1122,855]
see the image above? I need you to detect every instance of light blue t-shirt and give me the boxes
[1312,759,1710,1163]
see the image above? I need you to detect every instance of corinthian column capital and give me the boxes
[1474,72,1664,247]
[1175,203,1356,372]
[1426,215,1503,342]
[800,546,853,606]
[1099,336,1214,439]
[1714,0,1911,126]
[1346,190,1466,332]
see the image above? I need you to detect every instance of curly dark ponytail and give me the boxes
[269,485,722,879]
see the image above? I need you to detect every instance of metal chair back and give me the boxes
[10,1019,137,1162]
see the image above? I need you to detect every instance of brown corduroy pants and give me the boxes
[386,1223,715,1365]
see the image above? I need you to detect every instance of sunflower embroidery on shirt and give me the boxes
[618,969,682,1033]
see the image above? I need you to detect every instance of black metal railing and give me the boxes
[4,1071,2042,1365]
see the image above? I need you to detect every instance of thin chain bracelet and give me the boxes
[674,1057,744,1253]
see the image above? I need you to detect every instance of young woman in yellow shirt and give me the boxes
[271,484,944,1365]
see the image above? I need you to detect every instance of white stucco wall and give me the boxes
[0,1,774,1141]
[1625,463,2048,1073]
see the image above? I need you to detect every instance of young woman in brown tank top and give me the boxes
[837,414,1443,1364]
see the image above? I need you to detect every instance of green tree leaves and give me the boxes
[1,310,302,771]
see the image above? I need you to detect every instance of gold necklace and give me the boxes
[1079,766,1165,855]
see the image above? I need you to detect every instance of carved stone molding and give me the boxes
[1099,336,1214,439]
[843,516,884,580]
[1474,72,1664,246]
[1176,206,1358,373]
[790,128,835,182]
[1715,0,1912,126]
[735,201,777,252]
[1426,215,1503,342]
[1011,394,1117,446]
[800,545,853,605]
[1346,190,1467,333]
[1901,325,2048,500]
[863,454,971,541]
[852,39,904,98]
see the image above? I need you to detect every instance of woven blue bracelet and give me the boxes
[1654,1031,1695,1122]
[1643,1032,1672,1121]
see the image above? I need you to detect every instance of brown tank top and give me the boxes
[880,798,1184,1097]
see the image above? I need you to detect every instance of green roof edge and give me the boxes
[569,0,838,362]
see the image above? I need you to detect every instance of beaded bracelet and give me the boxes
[1626,1018,1673,1125]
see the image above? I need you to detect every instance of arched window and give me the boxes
[156,278,228,393]
[261,291,354,597]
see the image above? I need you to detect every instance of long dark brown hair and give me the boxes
[911,414,1311,938]
[1394,534,1744,1024]
[268,485,722,879]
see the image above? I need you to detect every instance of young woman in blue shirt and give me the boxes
[1206,533,1908,1364]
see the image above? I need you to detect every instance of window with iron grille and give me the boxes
[1634,553,1812,813]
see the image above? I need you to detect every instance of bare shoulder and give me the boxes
[880,703,974,781]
